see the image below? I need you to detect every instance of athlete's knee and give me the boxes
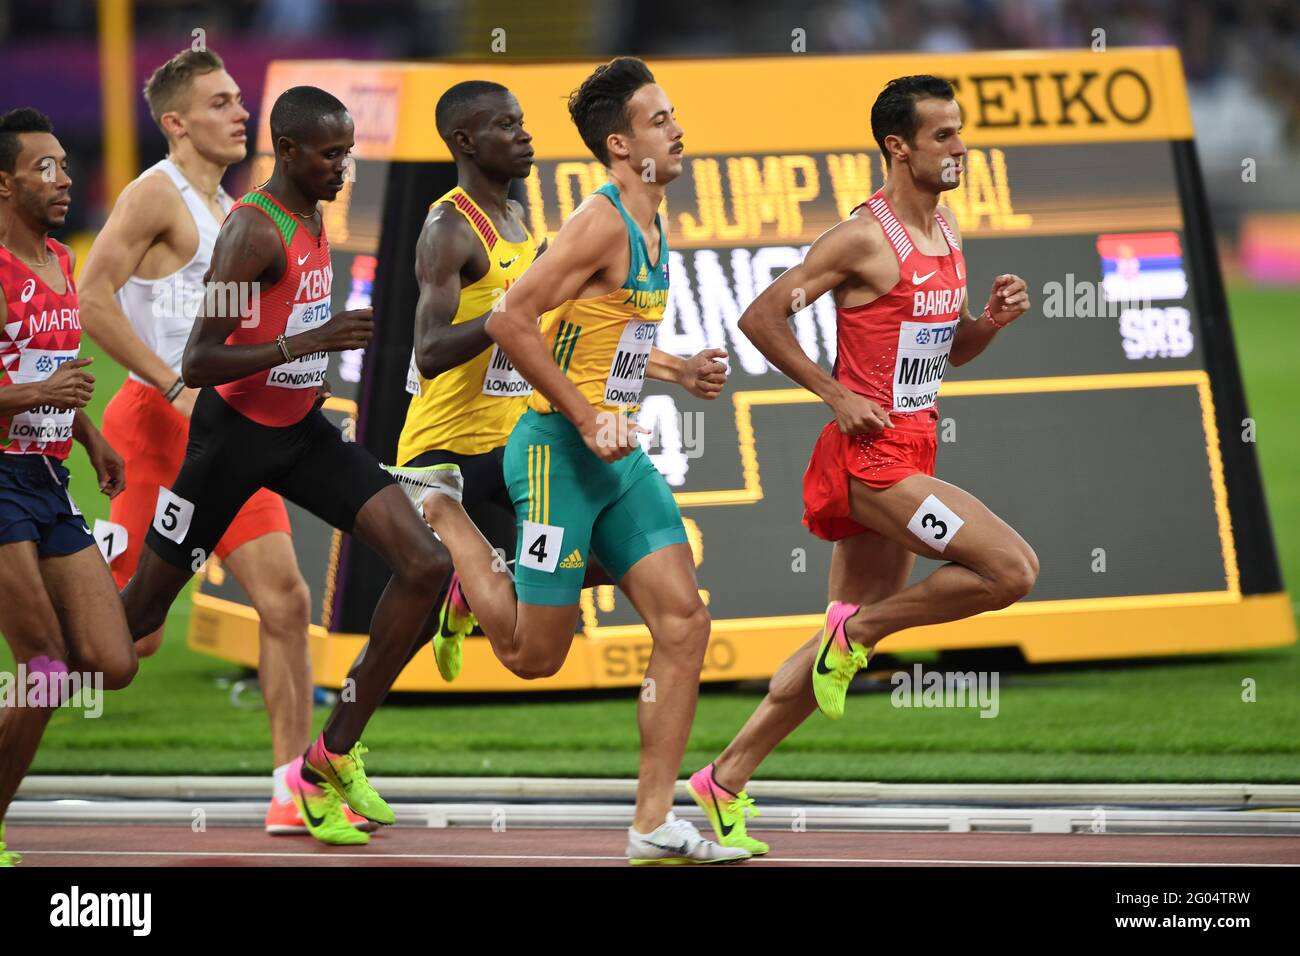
[652,602,712,663]
[509,653,565,681]
[253,573,311,639]
[983,545,1038,608]
[80,643,138,691]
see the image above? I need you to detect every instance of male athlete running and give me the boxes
[117,86,451,846]
[687,75,1038,855]
[0,109,134,866]
[421,57,744,865]
[78,50,366,839]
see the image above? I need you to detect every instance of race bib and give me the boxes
[405,348,420,396]
[604,319,656,407]
[518,520,563,574]
[6,349,78,451]
[152,487,195,545]
[892,319,957,413]
[481,344,532,398]
[93,518,128,563]
[267,298,331,390]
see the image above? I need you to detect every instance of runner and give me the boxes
[78,49,369,839]
[0,109,134,866]
[116,86,454,846]
[686,75,1038,855]
[420,57,744,865]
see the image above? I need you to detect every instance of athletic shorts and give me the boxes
[102,379,291,587]
[403,445,515,567]
[0,453,95,558]
[144,387,395,572]
[504,408,686,606]
[802,414,938,542]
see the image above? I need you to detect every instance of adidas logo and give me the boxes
[636,263,648,283]
[558,548,584,569]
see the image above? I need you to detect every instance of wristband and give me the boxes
[164,377,185,402]
[982,306,1008,330]
[276,333,294,363]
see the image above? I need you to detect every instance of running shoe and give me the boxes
[0,822,19,867]
[812,600,869,720]
[688,764,769,855]
[626,811,751,865]
[265,794,378,835]
[433,571,474,683]
[285,758,370,846]
[305,738,395,826]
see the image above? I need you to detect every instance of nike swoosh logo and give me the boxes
[499,256,519,269]
[912,269,938,285]
[297,253,310,265]
[645,840,690,853]
[710,789,735,837]
[293,779,327,828]
[815,623,840,676]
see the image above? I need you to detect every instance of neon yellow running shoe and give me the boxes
[0,822,20,866]
[433,571,474,683]
[287,758,370,846]
[812,600,869,720]
[688,765,769,855]
[305,738,395,826]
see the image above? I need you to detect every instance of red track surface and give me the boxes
[11,824,1300,867]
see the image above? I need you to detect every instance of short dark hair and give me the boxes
[0,108,55,174]
[143,49,226,136]
[435,80,510,146]
[567,56,656,166]
[269,86,349,145]
[871,75,957,167]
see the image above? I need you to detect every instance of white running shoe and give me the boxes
[626,811,752,865]
[384,463,464,514]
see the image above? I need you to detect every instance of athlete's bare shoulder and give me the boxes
[418,199,484,279]
[112,169,185,231]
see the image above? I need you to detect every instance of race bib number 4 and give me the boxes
[892,320,957,413]
[518,520,563,574]
[604,319,656,407]
[481,344,532,397]
[267,298,331,389]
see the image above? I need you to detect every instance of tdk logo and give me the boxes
[916,325,954,346]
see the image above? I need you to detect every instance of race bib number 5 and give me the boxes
[152,488,195,545]
[518,520,563,574]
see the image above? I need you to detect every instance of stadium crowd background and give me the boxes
[0,0,1297,286]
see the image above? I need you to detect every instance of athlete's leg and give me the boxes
[222,531,312,765]
[420,491,582,677]
[615,542,710,833]
[712,532,915,792]
[843,473,1039,647]
[0,540,69,823]
[119,547,203,641]
[39,545,138,690]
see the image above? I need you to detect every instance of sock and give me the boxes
[272,761,293,803]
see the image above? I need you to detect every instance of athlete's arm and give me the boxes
[181,207,372,387]
[648,346,728,400]
[738,218,892,434]
[72,408,124,498]
[78,174,189,392]
[941,206,1030,367]
[487,199,643,461]
[410,205,492,380]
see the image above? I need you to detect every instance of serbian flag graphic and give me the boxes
[1097,232,1188,302]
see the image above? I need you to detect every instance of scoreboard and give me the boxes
[187,49,1295,691]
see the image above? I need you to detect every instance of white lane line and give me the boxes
[17,849,1298,866]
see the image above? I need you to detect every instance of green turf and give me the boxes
[2,285,1297,782]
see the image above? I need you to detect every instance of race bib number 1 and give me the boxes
[152,488,195,545]
[518,520,563,574]
[93,518,129,563]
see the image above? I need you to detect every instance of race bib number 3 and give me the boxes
[604,319,656,407]
[892,319,957,413]
[481,344,532,397]
[152,488,195,545]
[907,494,965,554]
[519,520,563,574]
[267,298,331,389]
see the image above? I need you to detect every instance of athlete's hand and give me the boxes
[580,410,649,464]
[313,378,333,412]
[37,357,95,410]
[678,348,728,400]
[829,388,892,435]
[171,386,200,419]
[308,307,374,354]
[87,434,126,499]
[985,274,1030,327]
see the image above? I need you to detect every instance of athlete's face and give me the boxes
[286,111,355,202]
[465,93,535,181]
[170,69,249,166]
[0,133,71,230]
[897,98,965,193]
[612,83,683,184]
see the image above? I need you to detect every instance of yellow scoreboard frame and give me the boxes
[187,48,1296,691]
